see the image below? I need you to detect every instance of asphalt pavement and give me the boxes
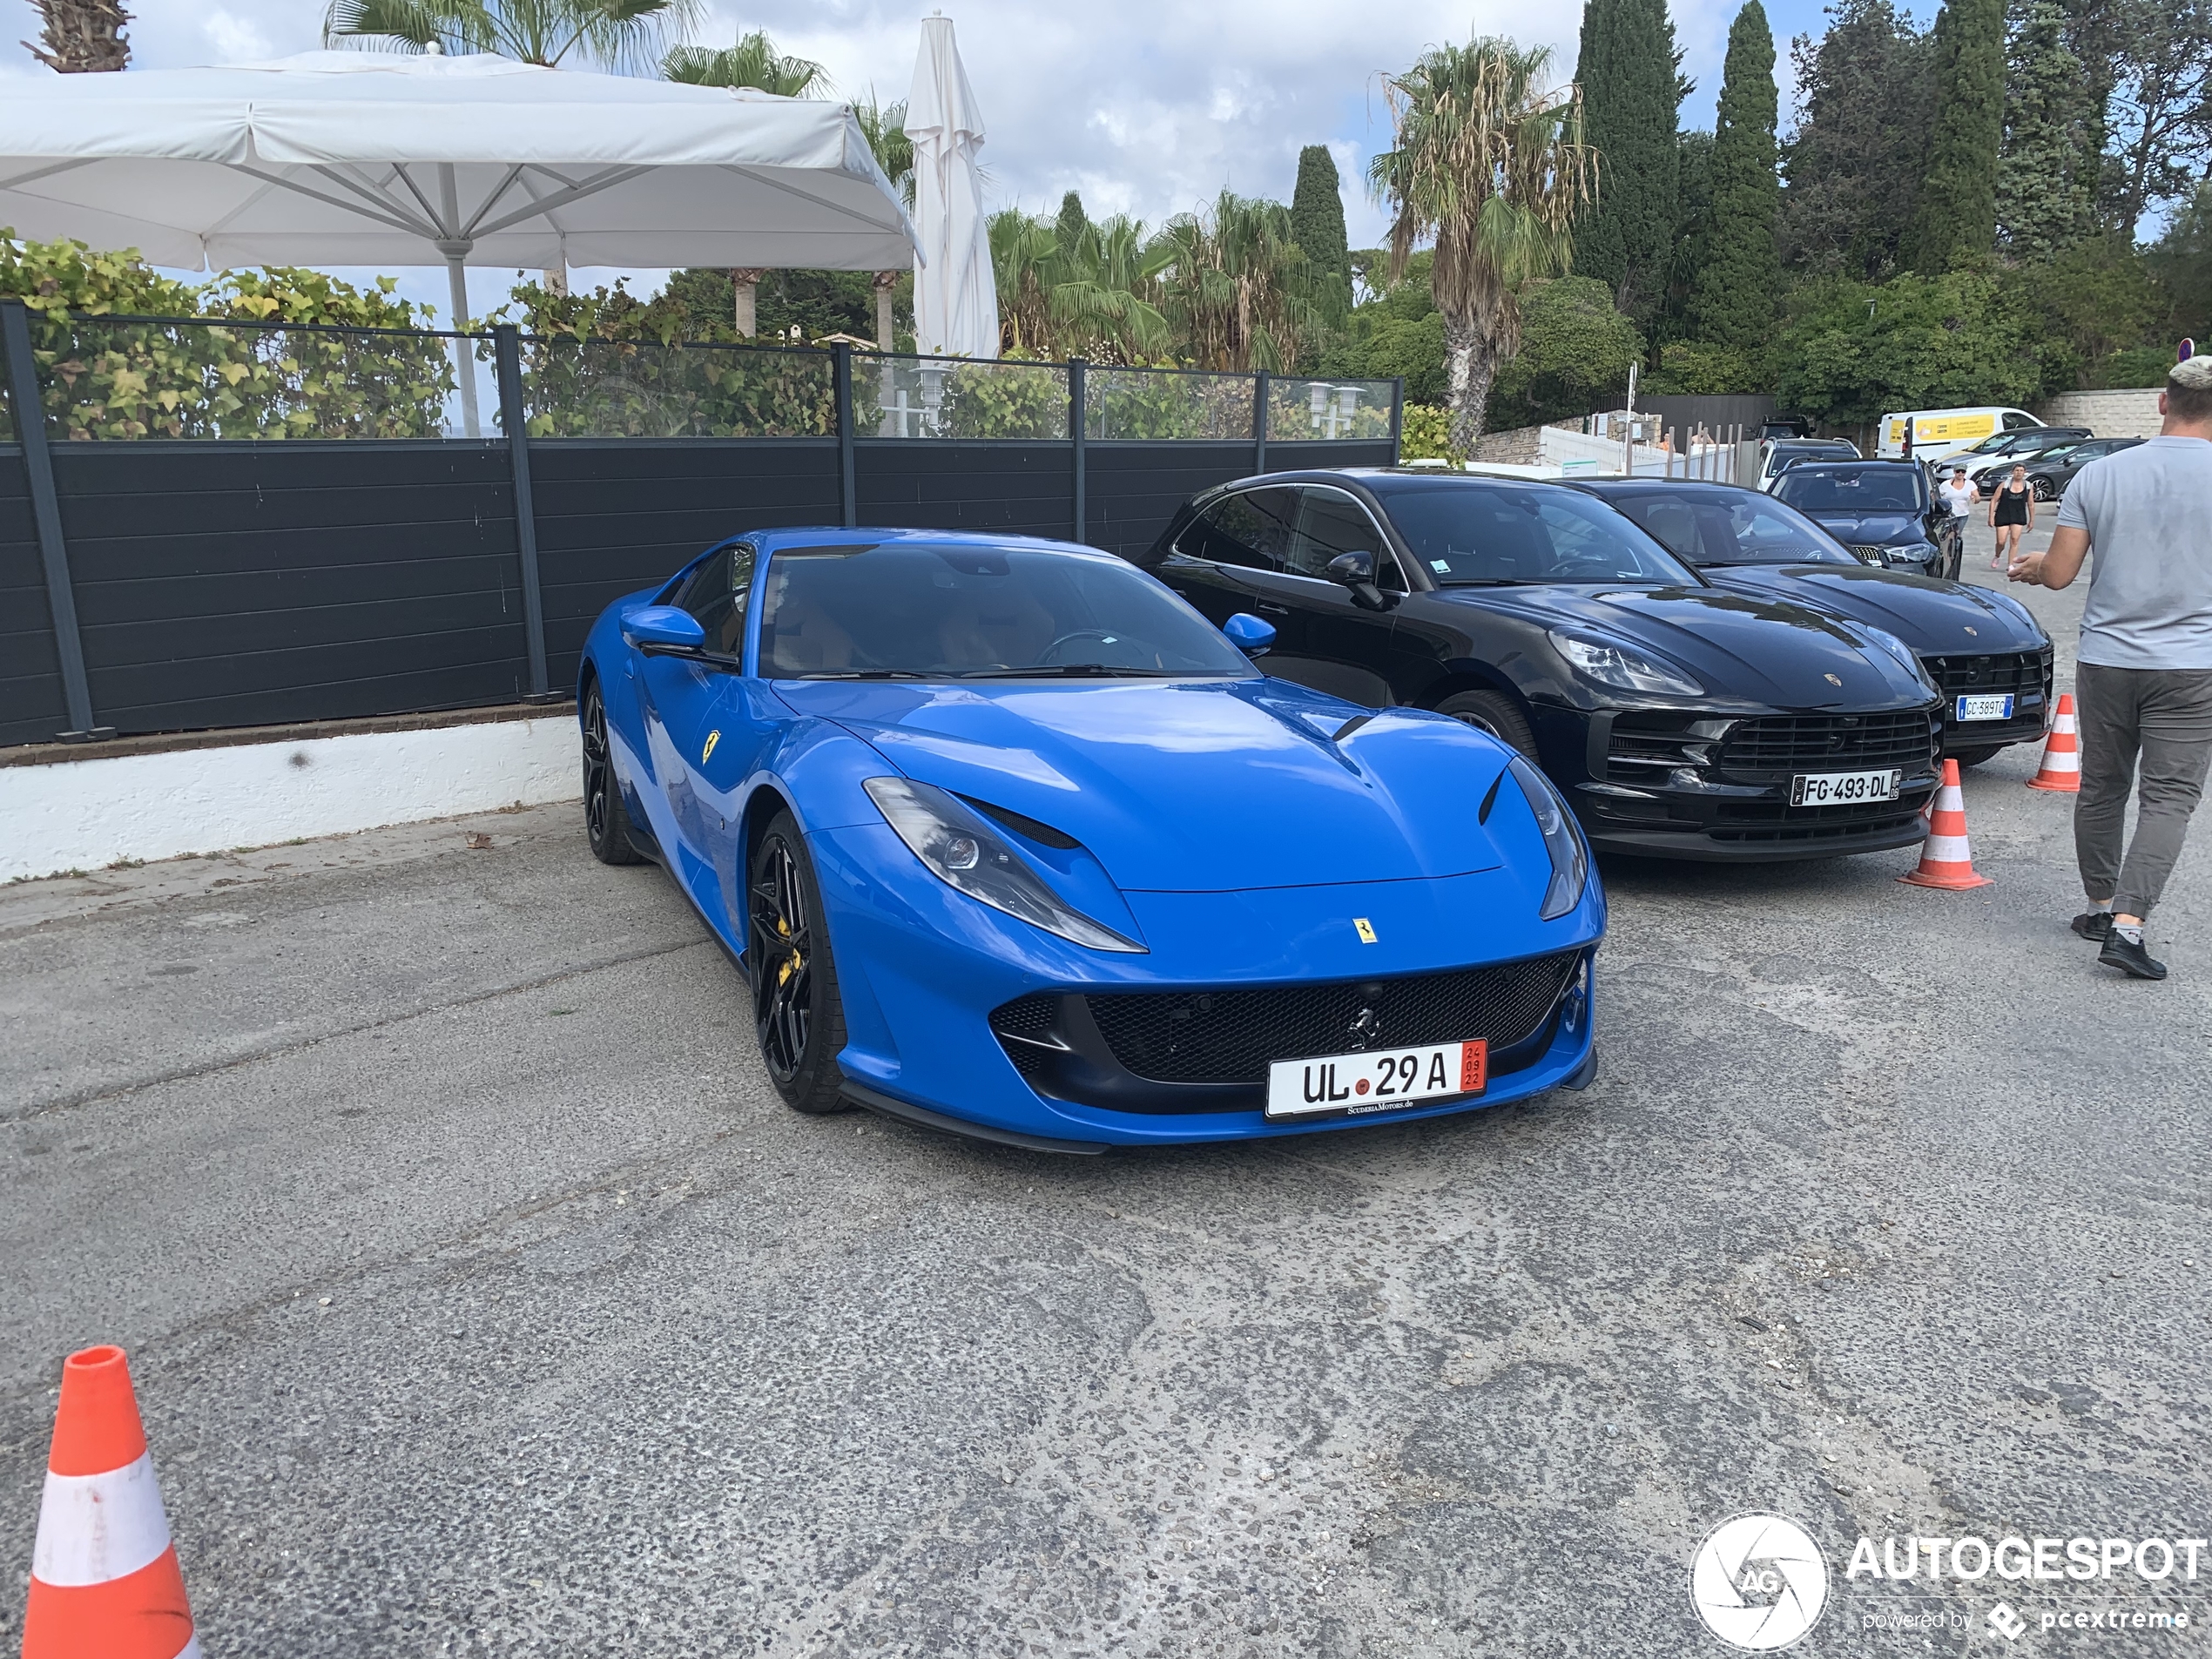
[5,520,2209,1657]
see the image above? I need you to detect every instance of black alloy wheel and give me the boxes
[748,811,850,1113]
[583,682,644,866]
[1433,689,1539,760]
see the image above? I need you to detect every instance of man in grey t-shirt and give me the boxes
[2010,356,2212,979]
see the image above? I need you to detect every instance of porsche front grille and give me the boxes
[1715,711,1937,779]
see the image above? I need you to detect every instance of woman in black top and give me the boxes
[1988,463,2034,569]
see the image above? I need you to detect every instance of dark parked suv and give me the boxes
[1771,461,1951,576]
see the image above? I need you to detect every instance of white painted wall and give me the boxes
[1,716,581,884]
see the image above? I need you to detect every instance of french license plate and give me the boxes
[1955,693,2015,722]
[1790,768,1901,806]
[1265,1039,1487,1120]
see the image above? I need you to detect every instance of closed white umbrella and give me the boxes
[903,16,998,359]
[0,51,917,433]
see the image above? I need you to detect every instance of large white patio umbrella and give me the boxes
[904,17,999,359]
[0,51,918,433]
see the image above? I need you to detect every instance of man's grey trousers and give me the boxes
[2075,662,2212,918]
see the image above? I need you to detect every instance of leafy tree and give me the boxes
[1689,3,1781,353]
[2145,180,2211,343]
[981,207,1172,363]
[1997,0,2099,259]
[1772,270,2040,430]
[1485,275,1645,426]
[1654,129,1713,345]
[1574,0,1684,320]
[664,29,826,94]
[1151,192,1323,372]
[1369,35,1598,453]
[2097,0,2212,227]
[1778,0,1931,279]
[2009,233,2170,388]
[324,0,698,72]
[1905,0,2005,271]
[853,96,914,205]
[1642,338,1762,392]
[1288,145,1353,325]
[1055,191,1091,253]
[23,0,130,71]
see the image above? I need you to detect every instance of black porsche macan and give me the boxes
[1569,478,2053,765]
[1136,469,1948,862]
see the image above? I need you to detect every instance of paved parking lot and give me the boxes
[6,528,2209,1656]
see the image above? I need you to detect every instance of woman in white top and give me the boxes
[1937,466,1979,574]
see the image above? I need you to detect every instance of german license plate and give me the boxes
[1265,1039,1487,1120]
[1955,693,2014,721]
[1790,768,1901,806]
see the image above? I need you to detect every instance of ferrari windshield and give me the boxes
[1602,489,1858,566]
[759,542,1254,679]
[1775,466,1927,513]
[1374,482,1698,585]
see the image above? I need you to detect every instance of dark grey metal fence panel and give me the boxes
[857,441,1080,543]
[52,442,528,735]
[0,449,70,747]
[528,438,842,692]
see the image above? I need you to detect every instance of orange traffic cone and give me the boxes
[2027,691,2082,792]
[1900,759,1992,890]
[24,1345,199,1659]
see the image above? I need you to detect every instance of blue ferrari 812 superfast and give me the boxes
[577,529,1603,1151]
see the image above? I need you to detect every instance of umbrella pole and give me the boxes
[444,252,481,439]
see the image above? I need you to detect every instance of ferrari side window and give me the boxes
[1182,489,1296,570]
[681,543,756,658]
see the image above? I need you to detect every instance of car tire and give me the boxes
[1433,689,1539,759]
[582,680,644,867]
[1952,745,2004,768]
[748,809,852,1116]
[2032,477,2055,502]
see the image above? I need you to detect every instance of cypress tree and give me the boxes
[1777,0,1933,279]
[1996,0,2097,259]
[1688,2,1780,354]
[1575,0,1684,320]
[1288,145,1352,321]
[1907,0,2005,270]
[1055,189,1090,252]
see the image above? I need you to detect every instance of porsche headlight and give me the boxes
[1507,756,1588,921]
[863,777,1144,954]
[1860,626,1939,695]
[1548,631,1704,697]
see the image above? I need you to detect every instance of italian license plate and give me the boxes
[1955,693,2015,721]
[1265,1039,1487,1120]
[1790,768,1901,806]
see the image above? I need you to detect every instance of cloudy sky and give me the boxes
[7,0,1858,319]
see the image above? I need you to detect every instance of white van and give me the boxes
[1878,407,2045,464]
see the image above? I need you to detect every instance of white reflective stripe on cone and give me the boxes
[1923,833,1972,864]
[31,1453,173,1587]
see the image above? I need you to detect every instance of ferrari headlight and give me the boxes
[1548,631,1704,697]
[863,776,1144,954]
[1507,756,1588,921]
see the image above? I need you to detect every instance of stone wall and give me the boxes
[2034,388,2163,438]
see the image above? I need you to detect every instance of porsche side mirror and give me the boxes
[623,604,706,655]
[1325,549,1393,611]
[1222,612,1275,657]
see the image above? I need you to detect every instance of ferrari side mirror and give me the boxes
[1223,612,1275,657]
[623,604,707,654]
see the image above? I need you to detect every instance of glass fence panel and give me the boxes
[1266,377,1396,442]
[854,354,1069,439]
[516,338,835,438]
[1083,368,1255,441]
[34,316,459,439]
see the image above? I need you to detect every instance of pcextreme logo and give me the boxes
[1690,1514,1830,1650]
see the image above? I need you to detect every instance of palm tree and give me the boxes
[324,0,697,74]
[988,210,1061,355]
[1150,191,1322,373]
[24,0,131,71]
[1368,36,1596,453]
[663,29,826,96]
[1049,214,1173,363]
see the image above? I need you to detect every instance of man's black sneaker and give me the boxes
[2072,911,2114,942]
[2098,932,2168,980]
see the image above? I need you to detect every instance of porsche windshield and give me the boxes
[1603,489,1858,566]
[759,542,1255,679]
[1374,483,1698,586]
[1775,467,1927,513]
